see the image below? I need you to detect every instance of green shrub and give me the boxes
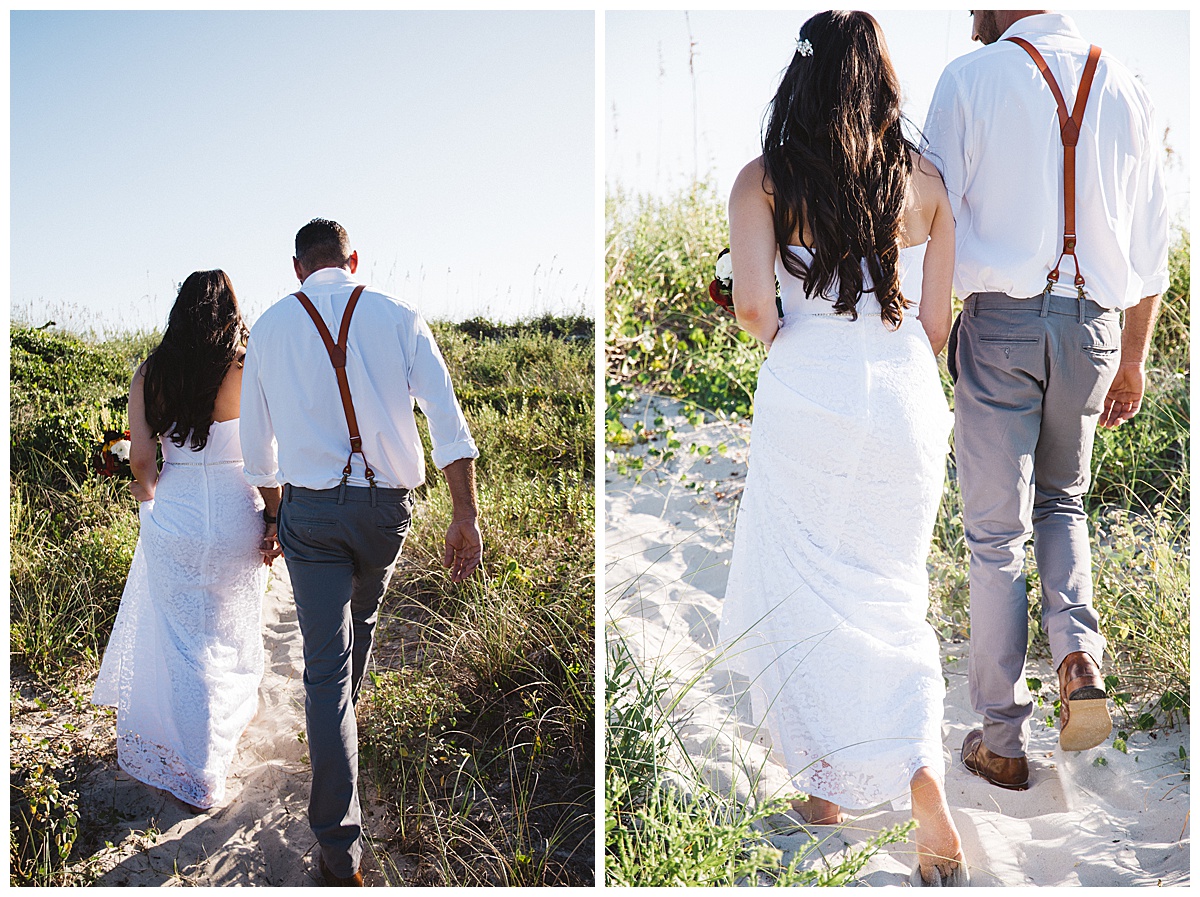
[10,325,137,491]
[1092,506,1189,725]
[9,755,80,886]
[606,184,764,418]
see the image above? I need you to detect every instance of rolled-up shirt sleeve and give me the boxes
[406,316,479,469]
[1129,101,1171,298]
[240,330,281,487]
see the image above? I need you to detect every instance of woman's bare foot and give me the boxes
[790,794,843,825]
[910,767,964,884]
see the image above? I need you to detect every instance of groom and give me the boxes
[241,219,482,884]
[923,11,1169,789]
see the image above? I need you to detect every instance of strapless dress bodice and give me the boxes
[161,417,244,465]
[776,242,927,318]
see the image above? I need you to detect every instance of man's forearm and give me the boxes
[1121,294,1161,366]
[441,457,479,521]
[259,485,282,518]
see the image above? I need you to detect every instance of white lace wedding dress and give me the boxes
[718,243,954,810]
[93,418,267,809]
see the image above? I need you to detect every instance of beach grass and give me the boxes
[8,313,594,886]
[604,634,911,886]
[358,316,595,885]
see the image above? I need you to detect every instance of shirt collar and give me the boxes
[1001,12,1082,42]
[301,266,358,290]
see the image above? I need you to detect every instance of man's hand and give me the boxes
[1101,293,1160,429]
[444,517,483,583]
[439,457,481,582]
[1099,362,1146,429]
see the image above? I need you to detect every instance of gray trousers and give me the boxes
[952,291,1119,758]
[277,483,413,878]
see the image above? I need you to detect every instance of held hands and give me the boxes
[130,480,155,503]
[443,517,483,583]
[1099,361,1146,429]
[260,523,283,566]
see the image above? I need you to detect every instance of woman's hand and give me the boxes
[260,523,282,566]
[130,480,155,503]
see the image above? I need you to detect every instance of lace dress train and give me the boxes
[93,418,267,809]
[718,245,954,810]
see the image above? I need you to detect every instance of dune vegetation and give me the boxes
[10,313,595,887]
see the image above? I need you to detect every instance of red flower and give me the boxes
[709,278,735,314]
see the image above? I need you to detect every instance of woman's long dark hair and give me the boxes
[762,10,914,328]
[142,270,248,450]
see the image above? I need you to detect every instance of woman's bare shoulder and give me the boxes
[909,149,949,203]
[732,156,773,197]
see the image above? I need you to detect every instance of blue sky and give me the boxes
[12,11,595,332]
[607,10,1190,226]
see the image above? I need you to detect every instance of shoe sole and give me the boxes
[1060,695,1112,751]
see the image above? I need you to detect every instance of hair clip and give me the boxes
[796,37,813,57]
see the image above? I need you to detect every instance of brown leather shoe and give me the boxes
[1058,651,1112,751]
[961,728,1029,790]
[318,855,364,887]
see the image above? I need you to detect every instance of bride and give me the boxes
[93,270,277,812]
[717,11,967,886]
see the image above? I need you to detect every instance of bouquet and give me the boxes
[708,249,784,319]
[94,430,132,477]
[708,248,735,314]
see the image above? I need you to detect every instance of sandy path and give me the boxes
[76,561,400,886]
[605,391,1190,887]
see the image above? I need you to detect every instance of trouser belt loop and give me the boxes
[337,479,347,505]
[968,294,978,318]
[285,483,293,503]
[1119,307,1126,330]
[1039,288,1052,318]
[1078,295,1086,324]
[369,481,378,508]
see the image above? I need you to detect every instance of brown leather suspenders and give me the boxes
[294,284,377,497]
[1005,37,1102,298]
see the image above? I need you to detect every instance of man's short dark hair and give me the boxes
[295,219,352,270]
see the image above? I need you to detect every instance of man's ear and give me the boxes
[293,257,305,282]
[348,250,359,274]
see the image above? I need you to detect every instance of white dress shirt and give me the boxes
[922,13,1169,309]
[241,267,478,490]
